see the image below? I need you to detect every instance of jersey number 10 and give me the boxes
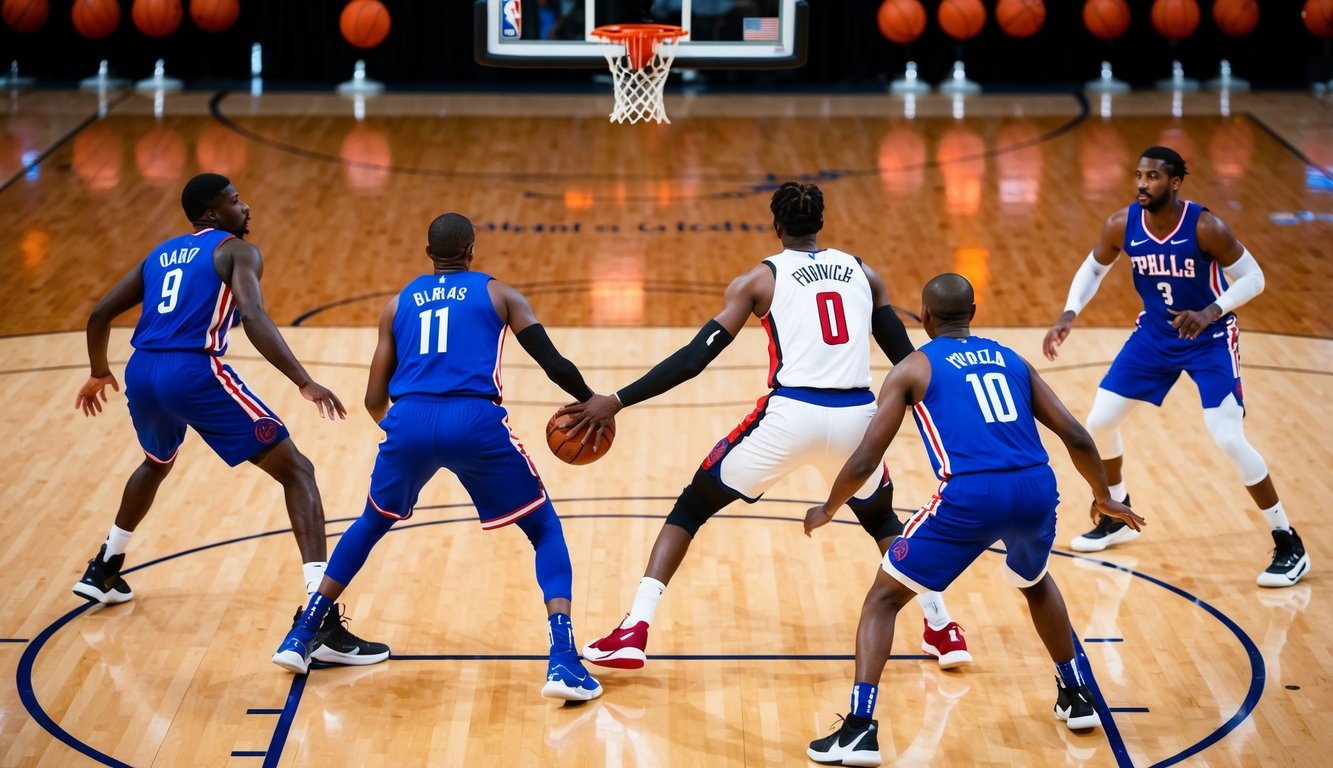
[965,372,1018,423]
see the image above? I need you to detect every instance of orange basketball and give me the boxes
[71,0,120,40]
[2,0,48,34]
[996,0,1045,38]
[546,412,615,466]
[938,0,985,41]
[1083,0,1130,41]
[340,0,391,49]
[1211,0,1258,37]
[132,0,182,37]
[189,0,239,33]
[876,0,926,45]
[1304,0,1333,37]
[1151,0,1200,40]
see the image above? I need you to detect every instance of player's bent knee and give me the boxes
[848,483,903,540]
[1006,565,1046,590]
[664,469,739,537]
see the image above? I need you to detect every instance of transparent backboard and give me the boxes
[475,0,808,69]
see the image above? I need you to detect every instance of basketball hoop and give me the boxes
[591,24,688,125]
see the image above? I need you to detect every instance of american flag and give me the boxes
[742,17,780,42]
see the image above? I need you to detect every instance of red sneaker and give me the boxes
[582,619,649,669]
[921,620,972,669]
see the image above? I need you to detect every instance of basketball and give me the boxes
[132,0,183,37]
[546,412,615,466]
[1150,0,1200,41]
[1083,0,1130,41]
[1212,0,1258,37]
[996,0,1045,38]
[340,0,391,49]
[71,0,120,40]
[2,0,48,34]
[876,0,926,45]
[938,0,985,41]
[1304,0,1333,37]
[190,0,239,33]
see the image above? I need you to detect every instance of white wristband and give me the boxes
[1213,248,1264,315]
[1062,252,1111,316]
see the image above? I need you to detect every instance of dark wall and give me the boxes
[1,1,1328,89]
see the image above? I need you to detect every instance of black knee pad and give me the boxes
[847,482,904,540]
[664,468,740,537]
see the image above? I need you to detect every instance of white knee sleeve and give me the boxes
[1085,389,1136,460]
[1202,395,1269,486]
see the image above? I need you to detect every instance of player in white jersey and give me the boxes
[560,182,972,671]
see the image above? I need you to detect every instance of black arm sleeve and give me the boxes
[871,304,915,365]
[515,324,594,402]
[616,320,734,407]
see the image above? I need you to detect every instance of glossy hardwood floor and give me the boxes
[1,86,1331,767]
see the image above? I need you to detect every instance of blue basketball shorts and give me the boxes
[1099,316,1243,409]
[882,464,1058,593]
[124,350,289,467]
[366,395,548,529]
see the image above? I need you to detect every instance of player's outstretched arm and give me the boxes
[1168,211,1263,340]
[1043,211,1126,361]
[76,261,144,416]
[219,240,345,420]
[364,297,398,423]
[805,352,925,536]
[1026,360,1144,531]
[490,279,595,403]
[862,263,915,364]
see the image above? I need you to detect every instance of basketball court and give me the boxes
[1,1,1332,766]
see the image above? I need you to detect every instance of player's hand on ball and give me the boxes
[75,374,120,417]
[1092,498,1145,531]
[804,504,835,537]
[556,393,622,444]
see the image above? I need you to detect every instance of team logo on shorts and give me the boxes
[702,438,729,469]
[890,537,909,562]
[254,417,281,444]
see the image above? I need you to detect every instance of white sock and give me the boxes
[1108,482,1128,503]
[104,525,133,560]
[303,561,328,595]
[625,577,666,627]
[917,592,952,631]
[1260,502,1290,532]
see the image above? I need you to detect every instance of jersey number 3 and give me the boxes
[815,292,849,346]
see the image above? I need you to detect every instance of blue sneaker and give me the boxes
[272,634,312,675]
[541,655,603,701]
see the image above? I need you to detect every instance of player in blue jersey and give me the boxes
[804,274,1144,766]
[1043,146,1309,588]
[72,173,386,666]
[272,212,604,701]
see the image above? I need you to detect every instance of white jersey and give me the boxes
[761,248,874,390]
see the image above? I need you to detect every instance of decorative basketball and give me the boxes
[876,0,926,45]
[1151,0,1200,40]
[2,0,49,34]
[996,0,1044,38]
[71,0,120,40]
[189,0,238,33]
[546,412,615,466]
[1083,0,1130,41]
[339,0,390,49]
[1304,0,1333,37]
[132,0,182,37]
[938,0,985,41]
[1211,0,1257,37]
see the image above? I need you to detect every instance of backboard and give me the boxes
[474,0,808,69]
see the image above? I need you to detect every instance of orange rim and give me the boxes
[590,23,688,42]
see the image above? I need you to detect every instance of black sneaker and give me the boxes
[1070,494,1139,553]
[1257,527,1311,588]
[307,603,390,666]
[807,714,881,767]
[72,544,134,605]
[1054,677,1101,731]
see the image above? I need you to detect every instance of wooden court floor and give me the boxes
[1,88,1331,767]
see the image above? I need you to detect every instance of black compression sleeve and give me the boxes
[616,320,734,407]
[871,304,915,365]
[515,324,594,402]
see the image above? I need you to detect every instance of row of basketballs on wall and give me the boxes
[1,0,393,48]
[875,0,1333,44]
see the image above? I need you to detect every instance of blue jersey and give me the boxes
[389,271,506,401]
[1122,201,1235,341]
[130,228,237,354]
[911,336,1049,479]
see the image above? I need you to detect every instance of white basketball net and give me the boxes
[599,38,680,125]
